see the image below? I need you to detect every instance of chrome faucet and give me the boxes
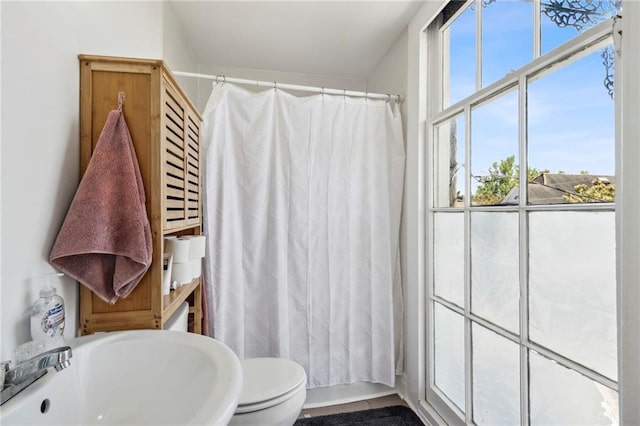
[1,346,72,405]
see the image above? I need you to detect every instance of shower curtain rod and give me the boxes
[173,71,405,103]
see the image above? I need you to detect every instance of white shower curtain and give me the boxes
[201,83,405,388]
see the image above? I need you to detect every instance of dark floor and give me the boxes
[299,394,409,419]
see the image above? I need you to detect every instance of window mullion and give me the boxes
[533,0,541,59]
[476,0,483,91]
[464,102,473,425]
[518,74,530,426]
[524,340,619,392]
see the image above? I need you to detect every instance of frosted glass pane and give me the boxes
[529,211,617,380]
[434,303,465,412]
[434,213,464,307]
[433,115,465,208]
[530,352,618,425]
[471,212,519,333]
[472,324,520,426]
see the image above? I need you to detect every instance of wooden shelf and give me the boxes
[162,279,200,324]
[78,55,203,335]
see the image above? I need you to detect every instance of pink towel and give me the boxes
[50,110,152,304]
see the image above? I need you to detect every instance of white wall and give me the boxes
[367,28,408,141]
[195,63,367,113]
[162,1,199,104]
[0,1,164,361]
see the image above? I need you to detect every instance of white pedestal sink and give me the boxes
[0,330,243,425]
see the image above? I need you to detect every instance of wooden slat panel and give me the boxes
[166,174,184,189]
[166,209,185,220]
[166,198,184,209]
[165,138,184,158]
[167,155,185,173]
[187,116,199,135]
[165,186,184,199]
[164,116,184,140]
[187,134,198,151]
[187,162,198,174]
[164,105,183,131]
[164,89,184,118]
[187,126,198,141]
[166,153,184,170]
[165,162,184,179]
[187,149,200,168]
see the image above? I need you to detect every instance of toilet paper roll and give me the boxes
[171,262,192,285]
[165,238,191,263]
[179,235,206,259]
[190,258,202,279]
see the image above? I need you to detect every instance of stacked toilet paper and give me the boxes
[164,235,206,289]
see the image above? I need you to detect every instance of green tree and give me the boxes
[473,155,547,205]
[564,178,615,203]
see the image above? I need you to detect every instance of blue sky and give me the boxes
[445,0,617,196]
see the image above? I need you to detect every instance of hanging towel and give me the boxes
[49,110,152,304]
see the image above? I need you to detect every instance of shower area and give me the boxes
[168,73,408,406]
[164,0,419,407]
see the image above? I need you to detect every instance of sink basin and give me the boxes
[0,330,242,425]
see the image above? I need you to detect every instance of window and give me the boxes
[427,1,621,424]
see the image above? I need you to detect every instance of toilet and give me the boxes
[229,357,307,426]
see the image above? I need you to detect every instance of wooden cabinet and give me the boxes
[78,55,203,335]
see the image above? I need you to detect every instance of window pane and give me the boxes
[471,212,519,333]
[434,303,465,412]
[443,3,475,108]
[541,0,620,54]
[434,213,464,307]
[529,211,617,380]
[482,0,533,88]
[472,323,520,425]
[434,115,465,208]
[528,44,615,205]
[471,89,519,206]
[530,351,618,425]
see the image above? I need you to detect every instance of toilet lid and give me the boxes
[238,357,306,407]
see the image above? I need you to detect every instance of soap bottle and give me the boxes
[30,273,66,349]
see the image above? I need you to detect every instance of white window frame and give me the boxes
[424,2,621,425]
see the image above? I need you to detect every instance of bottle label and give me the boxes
[41,303,65,337]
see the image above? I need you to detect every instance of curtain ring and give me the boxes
[274,81,277,90]
[343,89,346,100]
[215,75,220,84]
[386,93,391,103]
[365,92,368,103]
[222,75,226,84]
[321,87,325,98]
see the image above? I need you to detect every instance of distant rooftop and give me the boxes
[502,173,615,205]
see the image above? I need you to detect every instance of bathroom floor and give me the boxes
[298,394,408,419]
